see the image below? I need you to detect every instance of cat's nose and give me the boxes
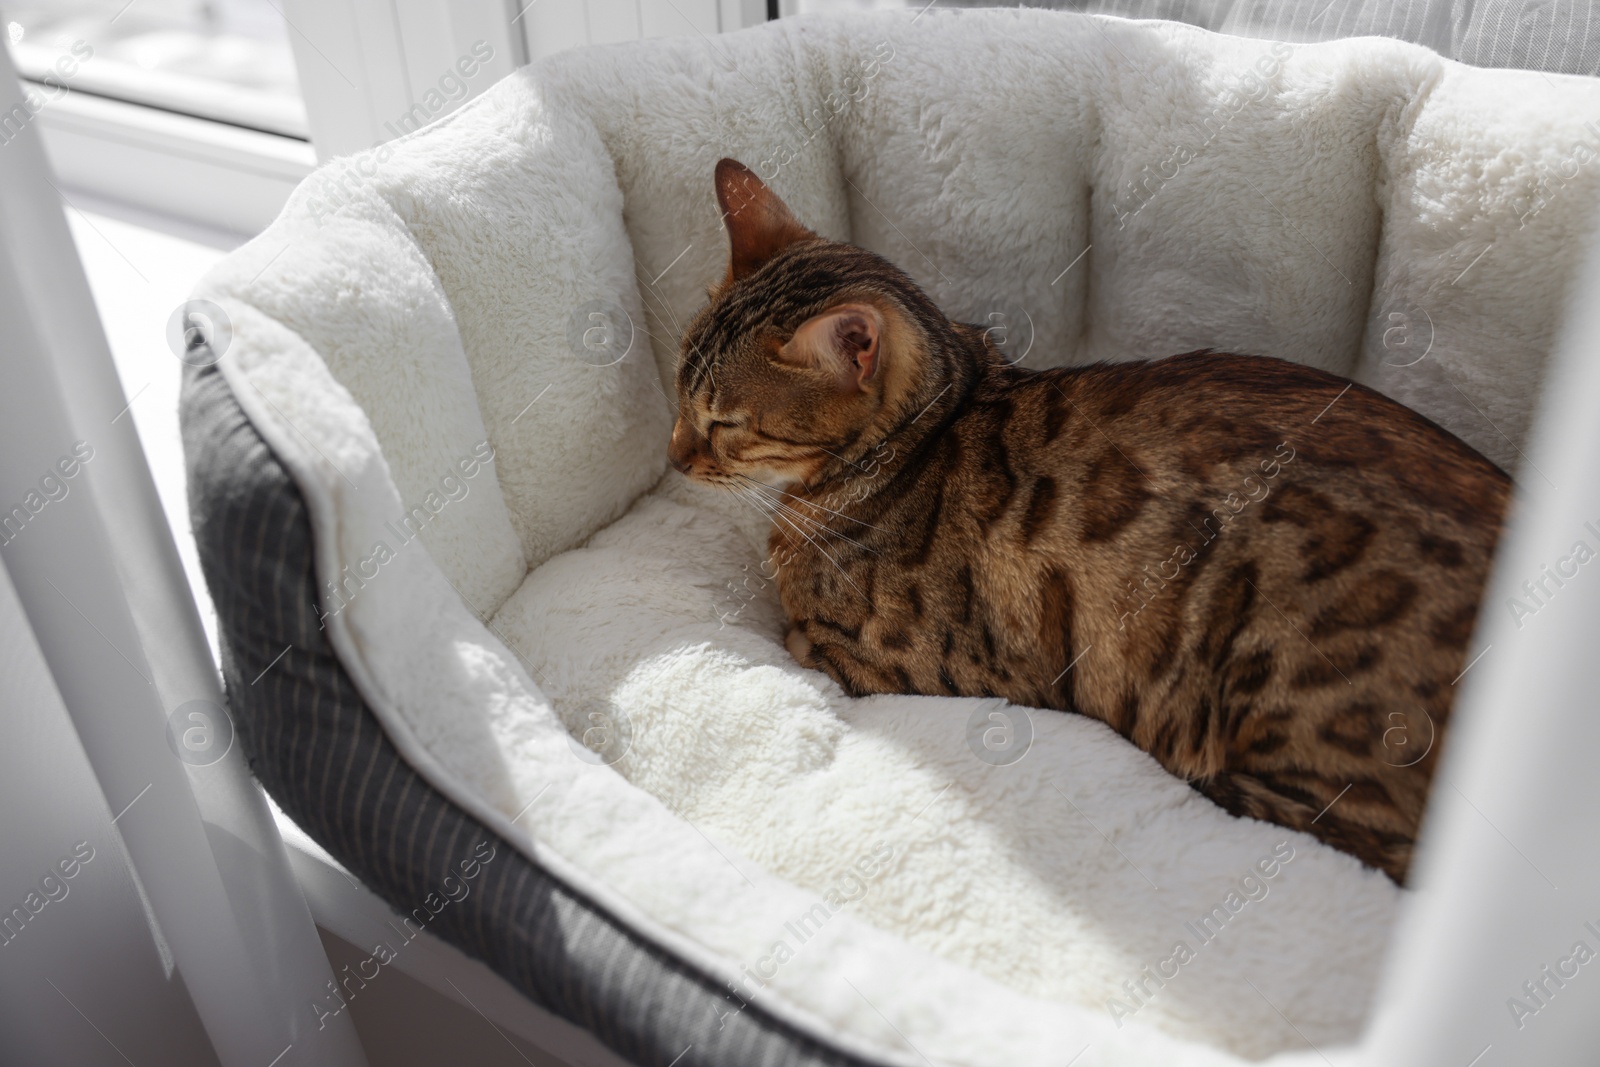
[667,419,701,474]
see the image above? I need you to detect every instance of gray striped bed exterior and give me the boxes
[180,361,881,1067]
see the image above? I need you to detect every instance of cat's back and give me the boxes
[971,350,1510,545]
[934,347,1512,721]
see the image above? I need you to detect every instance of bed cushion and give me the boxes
[184,9,1600,1067]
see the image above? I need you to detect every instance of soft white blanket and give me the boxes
[198,9,1600,1065]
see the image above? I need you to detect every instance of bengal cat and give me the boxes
[668,159,1510,884]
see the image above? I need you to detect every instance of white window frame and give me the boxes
[21,86,316,237]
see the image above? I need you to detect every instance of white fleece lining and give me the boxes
[196,10,1600,1066]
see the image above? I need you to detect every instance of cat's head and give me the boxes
[669,159,953,492]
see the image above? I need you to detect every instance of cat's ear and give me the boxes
[715,158,814,285]
[779,303,882,390]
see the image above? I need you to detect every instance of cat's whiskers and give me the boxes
[634,267,686,335]
[736,477,880,556]
[735,473,883,531]
[726,484,797,559]
[737,486,866,598]
[748,489,876,547]
[738,484,836,550]
[764,497,879,557]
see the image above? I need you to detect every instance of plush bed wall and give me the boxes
[204,8,1600,599]
[193,10,1600,1067]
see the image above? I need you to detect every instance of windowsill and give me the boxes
[60,201,235,663]
[30,87,315,237]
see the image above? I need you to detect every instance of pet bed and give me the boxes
[181,9,1600,1066]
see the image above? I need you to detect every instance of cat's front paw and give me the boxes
[785,625,813,665]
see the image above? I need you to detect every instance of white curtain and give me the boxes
[0,43,367,1067]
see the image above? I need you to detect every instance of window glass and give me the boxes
[4,0,307,138]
